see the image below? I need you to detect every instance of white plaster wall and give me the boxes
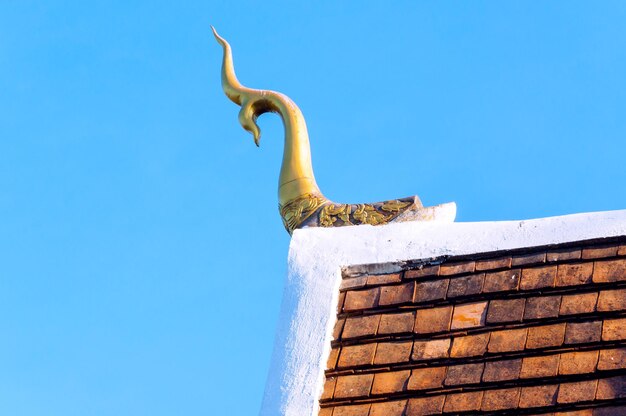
[259,209,626,416]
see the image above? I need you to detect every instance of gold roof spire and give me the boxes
[212,27,440,234]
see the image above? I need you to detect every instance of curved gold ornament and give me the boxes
[212,27,423,234]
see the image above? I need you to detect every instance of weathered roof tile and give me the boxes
[557,379,598,403]
[337,343,376,368]
[369,400,406,416]
[446,274,484,298]
[334,374,374,399]
[558,350,599,375]
[413,280,448,303]
[560,292,598,315]
[597,347,626,371]
[582,245,619,260]
[483,269,521,293]
[374,341,412,365]
[519,384,558,408]
[379,282,415,306]
[483,358,522,382]
[366,272,402,286]
[480,387,520,411]
[404,264,439,279]
[486,298,526,323]
[597,288,626,312]
[444,362,484,385]
[342,315,380,339]
[414,306,452,335]
[411,339,450,361]
[451,301,488,329]
[565,321,602,344]
[602,317,626,341]
[593,258,626,283]
[450,332,490,357]
[407,366,446,391]
[475,256,512,271]
[548,247,582,262]
[343,287,379,311]
[333,404,371,416]
[521,265,557,290]
[378,311,414,335]
[326,347,339,370]
[524,295,561,320]
[406,395,445,415]
[320,377,336,401]
[443,391,483,413]
[488,328,527,353]
[371,370,410,395]
[557,262,594,286]
[595,375,626,400]
[440,261,475,276]
[526,323,566,349]
[512,251,546,267]
[520,354,560,379]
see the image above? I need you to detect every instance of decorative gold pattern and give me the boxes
[318,199,415,229]
[353,204,389,225]
[319,204,350,227]
[213,27,423,234]
[380,200,413,213]
[279,193,327,234]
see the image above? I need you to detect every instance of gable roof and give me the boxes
[259,209,626,415]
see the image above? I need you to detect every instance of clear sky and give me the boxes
[1,2,625,415]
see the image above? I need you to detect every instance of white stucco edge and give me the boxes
[259,208,626,416]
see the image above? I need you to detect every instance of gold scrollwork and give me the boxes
[318,200,414,228]
[281,196,417,233]
[319,204,352,227]
[279,193,327,234]
[380,200,413,213]
[352,204,390,225]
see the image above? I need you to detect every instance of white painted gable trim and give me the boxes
[259,209,626,415]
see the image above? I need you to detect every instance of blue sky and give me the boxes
[1,2,625,415]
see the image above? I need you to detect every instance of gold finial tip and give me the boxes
[211,26,227,46]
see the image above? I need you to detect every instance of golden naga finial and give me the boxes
[212,27,454,234]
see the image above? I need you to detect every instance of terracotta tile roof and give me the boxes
[320,238,626,415]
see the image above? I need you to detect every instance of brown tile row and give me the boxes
[328,318,626,372]
[324,347,626,402]
[340,258,626,313]
[320,375,626,415]
[334,289,626,344]
[341,243,626,291]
